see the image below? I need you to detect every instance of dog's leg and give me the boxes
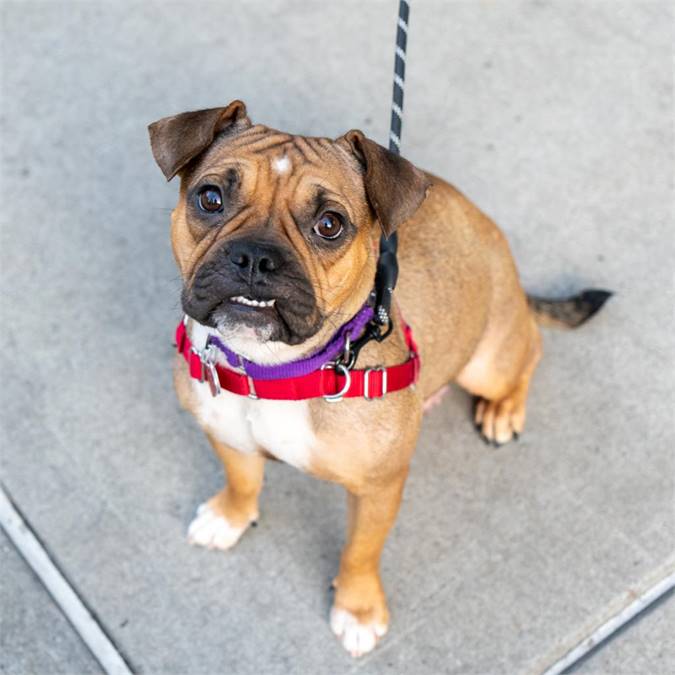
[188,437,265,551]
[330,470,407,657]
[458,312,542,446]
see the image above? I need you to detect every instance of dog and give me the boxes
[148,100,610,657]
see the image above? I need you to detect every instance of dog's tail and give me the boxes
[527,289,613,329]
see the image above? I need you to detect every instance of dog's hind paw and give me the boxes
[187,503,254,551]
[330,607,388,658]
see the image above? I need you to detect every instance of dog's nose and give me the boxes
[227,240,284,282]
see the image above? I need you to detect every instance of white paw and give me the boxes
[330,607,388,658]
[187,503,251,551]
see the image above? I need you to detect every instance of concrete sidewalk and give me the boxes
[1,1,673,673]
[0,530,100,674]
[571,591,675,674]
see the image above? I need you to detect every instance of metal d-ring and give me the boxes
[321,362,352,403]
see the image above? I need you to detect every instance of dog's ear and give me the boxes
[148,100,251,181]
[341,130,430,238]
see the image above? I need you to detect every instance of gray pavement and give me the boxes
[573,592,675,675]
[0,530,100,674]
[1,1,674,674]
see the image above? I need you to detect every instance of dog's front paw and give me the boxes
[330,606,388,658]
[187,502,255,551]
[474,394,525,446]
[330,573,389,658]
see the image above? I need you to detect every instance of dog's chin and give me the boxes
[207,307,320,365]
[211,302,278,343]
[204,298,322,352]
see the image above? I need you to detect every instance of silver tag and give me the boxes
[205,360,221,397]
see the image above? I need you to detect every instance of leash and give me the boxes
[329,0,412,371]
[374,0,409,326]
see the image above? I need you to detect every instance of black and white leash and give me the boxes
[374,0,410,326]
[389,0,409,154]
[322,2,413,370]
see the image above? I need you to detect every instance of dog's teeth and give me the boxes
[230,295,275,308]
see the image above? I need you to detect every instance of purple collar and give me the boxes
[205,304,374,381]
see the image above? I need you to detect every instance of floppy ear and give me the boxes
[342,130,430,237]
[148,100,251,181]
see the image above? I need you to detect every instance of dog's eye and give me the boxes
[313,212,343,240]
[197,186,223,213]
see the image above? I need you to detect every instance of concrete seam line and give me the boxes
[0,484,134,675]
[539,563,675,675]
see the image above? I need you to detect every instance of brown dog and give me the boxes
[148,100,609,657]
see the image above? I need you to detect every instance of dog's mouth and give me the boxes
[218,295,280,328]
[207,293,302,343]
[217,295,279,323]
[228,295,276,310]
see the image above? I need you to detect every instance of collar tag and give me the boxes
[202,345,221,397]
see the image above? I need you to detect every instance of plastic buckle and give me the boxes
[364,367,387,401]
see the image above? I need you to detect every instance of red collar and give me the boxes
[175,319,420,401]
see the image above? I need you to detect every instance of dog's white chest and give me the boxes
[191,380,316,469]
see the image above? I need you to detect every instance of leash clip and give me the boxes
[335,335,358,371]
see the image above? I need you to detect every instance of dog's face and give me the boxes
[149,101,428,348]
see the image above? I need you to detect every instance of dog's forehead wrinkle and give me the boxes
[191,163,244,188]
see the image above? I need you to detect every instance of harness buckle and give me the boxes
[364,367,387,401]
[321,362,352,403]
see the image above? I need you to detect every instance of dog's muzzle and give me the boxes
[182,237,321,345]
